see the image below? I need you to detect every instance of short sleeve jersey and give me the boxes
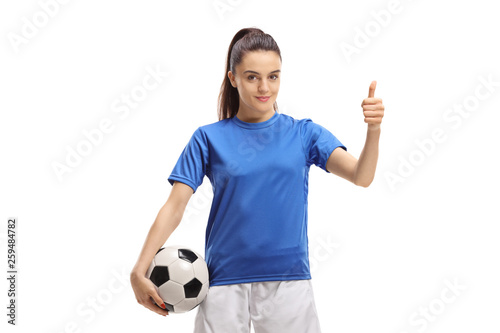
[168,110,346,286]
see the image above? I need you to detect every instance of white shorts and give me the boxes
[193,279,322,333]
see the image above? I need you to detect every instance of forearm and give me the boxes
[131,202,183,278]
[353,126,381,187]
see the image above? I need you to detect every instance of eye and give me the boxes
[270,75,279,80]
[247,75,257,81]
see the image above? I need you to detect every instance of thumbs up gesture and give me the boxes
[361,81,384,130]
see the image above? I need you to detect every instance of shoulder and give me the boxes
[278,112,315,127]
[293,116,321,137]
[198,117,232,134]
[185,118,232,142]
[275,112,314,132]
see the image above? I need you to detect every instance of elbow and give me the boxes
[354,177,373,188]
[352,166,375,188]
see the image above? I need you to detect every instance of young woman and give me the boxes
[130,27,384,332]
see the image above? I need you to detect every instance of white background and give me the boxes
[1,0,499,332]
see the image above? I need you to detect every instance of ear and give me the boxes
[228,71,237,88]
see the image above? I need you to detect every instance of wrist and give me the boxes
[130,266,147,280]
[367,124,381,131]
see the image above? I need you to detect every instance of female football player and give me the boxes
[131,27,384,333]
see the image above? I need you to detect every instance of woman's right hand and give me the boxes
[130,271,169,316]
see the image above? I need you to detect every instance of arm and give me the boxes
[325,81,384,187]
[326,127,381,187]
[130,181,194,315]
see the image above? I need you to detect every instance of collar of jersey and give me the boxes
[231,110,279,129]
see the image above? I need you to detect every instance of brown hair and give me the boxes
[217,27,282,121]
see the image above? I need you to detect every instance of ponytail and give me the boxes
[217,27,282,121]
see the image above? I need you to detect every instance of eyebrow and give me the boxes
[242,70,281,75]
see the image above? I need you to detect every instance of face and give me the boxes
[228,50,281,119]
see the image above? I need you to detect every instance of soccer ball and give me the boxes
[146,245,209,313]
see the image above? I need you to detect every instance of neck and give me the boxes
[236,108,275,123]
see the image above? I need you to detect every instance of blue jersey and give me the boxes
[168,110,346,286]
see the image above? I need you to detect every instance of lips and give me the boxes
[257,96,270,102]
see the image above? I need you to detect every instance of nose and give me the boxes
[258,79,269,93]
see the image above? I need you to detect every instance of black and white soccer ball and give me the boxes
[146,245,209,313]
